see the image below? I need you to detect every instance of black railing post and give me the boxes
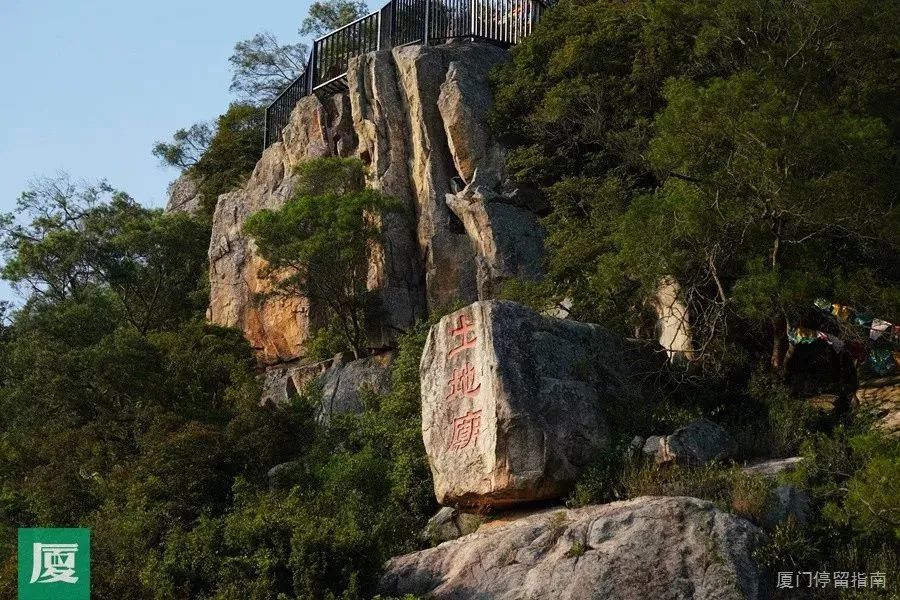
[390,0,396,45]
[309,43,318,93]
[423,0,430,44]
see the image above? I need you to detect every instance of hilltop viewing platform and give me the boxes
[264,0,551,147]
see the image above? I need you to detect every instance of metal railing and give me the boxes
[264,0,550,148]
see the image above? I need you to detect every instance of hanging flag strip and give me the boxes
[786,299,899,374]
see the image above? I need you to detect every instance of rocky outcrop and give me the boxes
[742,457,803,477]
[446,183,544,299]
[165,172,202,215]
[642,418,737,467]
[855,375,900,437]
[420,300,656,509]
[259,351,394,421]
[652,278,695,362]
[318,352,394,421]
[381,496,768,599]
[260,359,329,406]
[208,43,545,364]
[421,507,484,545]
[208,94,356,363]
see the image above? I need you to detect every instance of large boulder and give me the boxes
[642,418,737,466]
[259,359,329,406]
[421,300,656,509]
[421,506,484,545]
[259,352,394,421]
[381,496,769,599]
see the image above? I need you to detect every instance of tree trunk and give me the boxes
[771,314,788,374]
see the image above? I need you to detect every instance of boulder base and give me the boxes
[380,496,768,600]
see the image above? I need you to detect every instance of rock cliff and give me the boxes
[207,42,545,364]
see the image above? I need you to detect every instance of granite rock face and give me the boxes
[318,352,394,422]
[381,496,769,600]
[855,375,900,437]
[259,351,394,422]
[421,300,655,509]
[165,172,203,215]
[643,418,737,467]
[208,94,353,363]
[208,43,544,363]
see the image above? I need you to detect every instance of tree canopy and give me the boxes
[229,32,309,104]
[300,0,369,37]
[492,0,900,373]
[153,103,264,217]
[0,174,433,599]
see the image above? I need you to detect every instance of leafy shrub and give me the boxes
[567,442,636,507]
[570,445,776,527]
[245,158,402,358]
[622,462,775,525]
[753,519,817,570]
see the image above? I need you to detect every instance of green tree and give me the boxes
[154,103,264,217]
[300,0,369,37]
[244,158,400,358]
[151,121,212,170]
[628,72,896,370]
[229,32,309,104]
[0,175,210,330]
[492,0,900,372]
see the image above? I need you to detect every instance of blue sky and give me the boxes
[0,0,318,301]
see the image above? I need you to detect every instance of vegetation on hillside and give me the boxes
[492,0,900,594]
[492,0,899,373]
[245,158,401,359]
[0,0,896,598]
[0,169,433,599]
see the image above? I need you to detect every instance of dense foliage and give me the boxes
[493,0,900,595]
[154,103,264,217]
[229,32,309,104]
[492,0,900,373]
[2,0,898,598]
[0,178,434,599]
[300,0,369,37]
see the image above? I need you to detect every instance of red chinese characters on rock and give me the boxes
[447,314,477,359]
[445,312,483,452]
[445,363,481,401]
[448,410,482,451]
